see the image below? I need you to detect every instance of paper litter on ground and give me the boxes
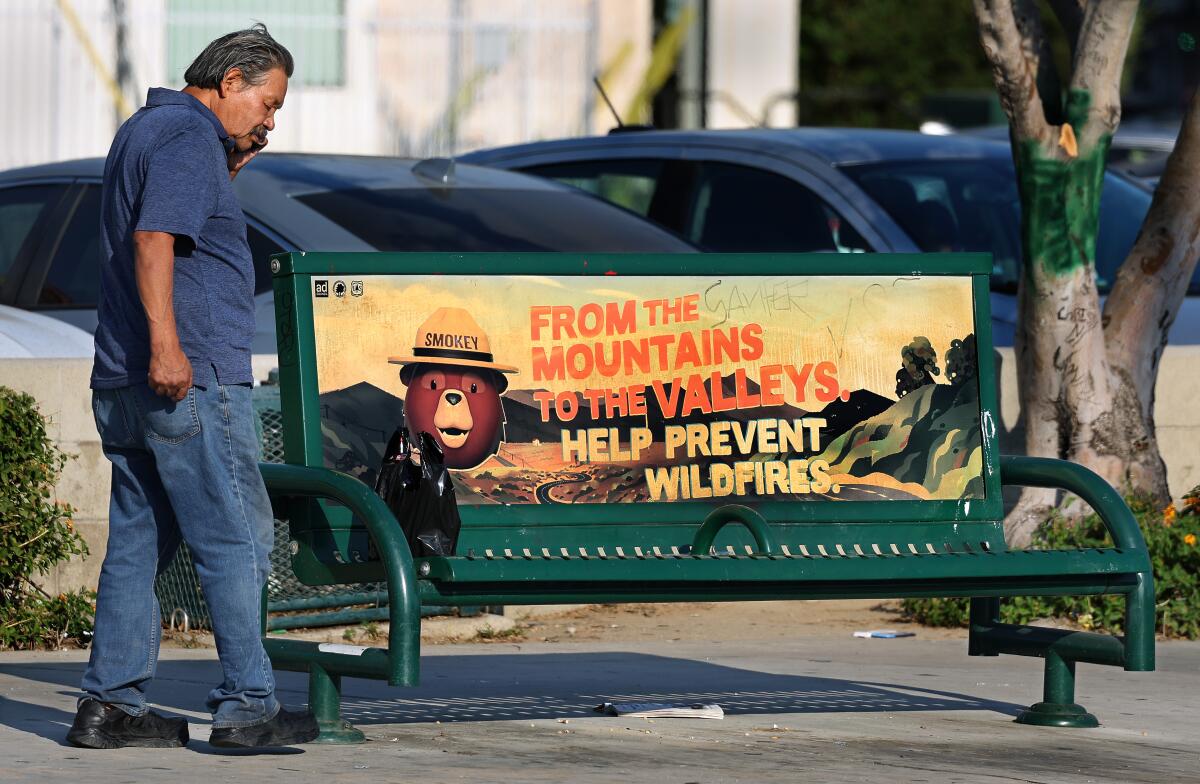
[594,702,724,719]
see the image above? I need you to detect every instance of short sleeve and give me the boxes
[134,122,221,246]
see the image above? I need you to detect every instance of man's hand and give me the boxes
[133,230,192,401]
[149,341,193,402]
[227,137,266,180]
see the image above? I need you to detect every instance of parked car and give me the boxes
[0,304,93,357]
[463,128,1200,345]
[0,154,696,354]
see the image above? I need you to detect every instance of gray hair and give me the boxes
[184,23,293,89]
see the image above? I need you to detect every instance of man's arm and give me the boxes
[133,230,192,401]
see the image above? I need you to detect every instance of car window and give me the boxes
[40,185,102,306]
[0,184,64,288]
[39,186,285,305]
[841,160,1162,294]
[247,223,284,295]
[523,159,664,216]
[685,162,870,253]
[1093,174,1164,292]
[844,160,1021,286]
[295,187,694,252]
[523,158,698,237]
[1108,145,1171,179]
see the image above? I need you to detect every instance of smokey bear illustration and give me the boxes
[389,308,518,469]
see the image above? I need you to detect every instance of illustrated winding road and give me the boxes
[822,484,924,501]
[535,473,590,504]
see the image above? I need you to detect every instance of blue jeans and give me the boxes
[83,382,279,728]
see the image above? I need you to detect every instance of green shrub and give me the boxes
[0,386,94,650]
[900,492,1200,639]
[1,591,96,650]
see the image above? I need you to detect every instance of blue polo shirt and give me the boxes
[91,87,255,390]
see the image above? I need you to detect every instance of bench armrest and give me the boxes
[998,455,1146,553]
[995,455,1155,673]
[259,462,420,686]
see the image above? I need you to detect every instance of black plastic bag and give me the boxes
[406,432,462,556]
[372,428,461,557]
[375,427,419,500]
[371,427,420,561]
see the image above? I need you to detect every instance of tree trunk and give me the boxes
[1009,122,1127,542]
[1102,86,1200,496]
[973,0,1170,546]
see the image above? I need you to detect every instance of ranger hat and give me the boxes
[388,307,518,374]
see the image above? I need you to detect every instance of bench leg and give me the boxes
[1123,572,1156,672]
[967,597,1000,656]
[308,663,366,743]
[1014,651,1099,728]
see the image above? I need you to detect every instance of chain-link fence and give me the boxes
[154,382,387,632]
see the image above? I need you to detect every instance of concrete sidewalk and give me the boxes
[2,637,1197,783]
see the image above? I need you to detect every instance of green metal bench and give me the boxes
[260,252,1154,742]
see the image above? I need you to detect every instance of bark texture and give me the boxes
[1102,89,1200,491]
[972,0,1188,546]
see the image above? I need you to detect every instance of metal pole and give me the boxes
[519,0,532,142]
[677,0,708,129]
[796,0,801,125]
[112,0,131,131]
[446,0,463,155]
[583,0,599,133]
[50,6,61,161]
[699,0,709,128]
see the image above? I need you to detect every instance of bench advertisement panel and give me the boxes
[309,274,983,505]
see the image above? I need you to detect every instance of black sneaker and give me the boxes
[66,698,189,749]
[208,708,320,748]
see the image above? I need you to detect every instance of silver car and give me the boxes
[0,154,696,354]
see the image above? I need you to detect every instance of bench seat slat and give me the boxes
[418,548,1145,585]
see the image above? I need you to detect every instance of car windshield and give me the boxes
[295,187,694,252]
[839,159,1177,293]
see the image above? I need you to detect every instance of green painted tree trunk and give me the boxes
[971,0,1194,545]
[1008,92,1169,543]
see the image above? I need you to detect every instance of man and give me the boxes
[68,25,319,750]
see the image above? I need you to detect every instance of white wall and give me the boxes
[706,0,797,128]
[0,358,108,597]
[995,346,1200,501]
[0,1,147,168]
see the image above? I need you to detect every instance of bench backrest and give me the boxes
[271,252,1004,582]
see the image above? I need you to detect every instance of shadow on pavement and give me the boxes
[337,651,1026,726]
[0,695,78,747]
[1,649,1025,740]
